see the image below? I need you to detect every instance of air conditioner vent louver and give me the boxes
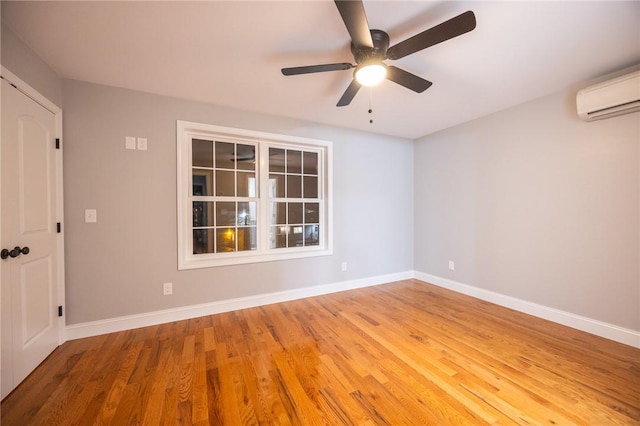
[577,69,640,122]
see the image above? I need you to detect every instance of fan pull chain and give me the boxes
[368,88,374,124]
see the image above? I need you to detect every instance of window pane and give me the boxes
[304,203,319,224]
[193,201,214,227]
[236,144,255,171]
[237,202,257,226]
[303,151,318,175]
[269,174,285,198]
[270,226,288,249]
[193,229,214,254]
[215,170,235,196]
[287,150,302,174]
[238,227,257,251]
[193,170,213,196]
[305,225,319,246]
[303,176,318,199]
[216,228,236,252]
[269,148,285,172]
[215,142,235,169]
[216,202,236,226]
[271,202,287,225]
[288,203,303,224]
[192,139,213,168]
[287,175,302,198]
[289,225,304,247]
[237,172,256,197]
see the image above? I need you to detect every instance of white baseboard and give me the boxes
[414,271,640,349]
[66,270,639,349]
[65,271,413,341]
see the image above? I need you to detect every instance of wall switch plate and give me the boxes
[125,136,136,150]
[137,137,148,151]
[163,282,172,295]
[85,209,97,223]
[448,261,455,271]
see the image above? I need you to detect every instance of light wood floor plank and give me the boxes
[2,279,639,425]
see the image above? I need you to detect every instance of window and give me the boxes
[177,121,332,269]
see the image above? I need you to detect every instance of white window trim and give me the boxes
[177,120,333,270]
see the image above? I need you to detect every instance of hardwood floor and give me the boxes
[2,279,639,425]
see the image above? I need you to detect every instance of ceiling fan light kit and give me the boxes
[281,0,476,107]
[355,63,387,87]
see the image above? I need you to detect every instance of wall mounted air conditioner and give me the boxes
[576,68,640,121]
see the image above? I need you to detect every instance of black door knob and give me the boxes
[5,246,29,258]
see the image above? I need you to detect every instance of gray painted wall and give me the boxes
[414,90,639,331]
[62,79,414,324]
[3,18,638,333]
[1,24,62,107]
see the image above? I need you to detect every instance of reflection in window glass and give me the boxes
[216,228,236,252]
[192,139,213,168]
[288,203,303,224]
[303,151,318,175]
[237,202,257,226]
[216,202,236,226]
[270,226,288,249]
[193,229,214,254]
[193,201,214,227]
[269,174,285,198]
[215,142,235,169]
[305,225,320,246]
[216,170,235,196]
[236,144,255,171]
[272,202,287,225]
[269,148,285,173]
[237,173,256,197]
[238,227,257,251]
[287,175,302,198]
[304,203,319,223]
[303,176,318,199]
[287,150,302,174]
[290,225,303,247]
[193,171,213,196]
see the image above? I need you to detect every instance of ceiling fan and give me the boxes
[281,0,476,107]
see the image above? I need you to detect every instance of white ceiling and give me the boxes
[2,1,639,139]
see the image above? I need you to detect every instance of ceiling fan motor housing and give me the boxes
[351,29,390,65]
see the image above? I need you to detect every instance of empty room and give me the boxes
[1,1,639,424]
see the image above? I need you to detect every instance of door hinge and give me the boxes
[57,222,61,233]
[55,138,60,149]
[58,306,63,317]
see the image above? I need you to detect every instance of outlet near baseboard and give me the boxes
[163,282,173,295]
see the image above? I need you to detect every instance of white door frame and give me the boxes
[1,66,66,346]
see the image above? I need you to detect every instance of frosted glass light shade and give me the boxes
[355,64,387,87]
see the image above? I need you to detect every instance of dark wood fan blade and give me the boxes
[386,66,432,93]
[337,79,361,106]
[282,63,354,76]
[386,11,476,60]
[334,0,373,48]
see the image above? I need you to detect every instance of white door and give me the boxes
[1,78,60,399]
